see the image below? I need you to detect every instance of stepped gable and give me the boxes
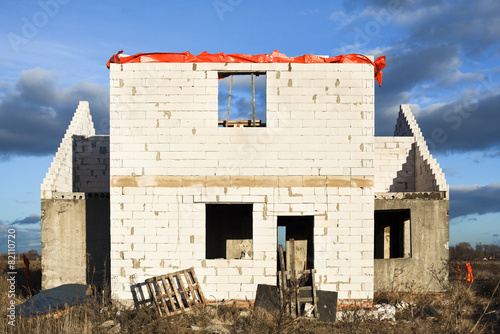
[394,104,448,196]
[41,101,95,199]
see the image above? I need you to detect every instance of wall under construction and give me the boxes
[109,61,376,303]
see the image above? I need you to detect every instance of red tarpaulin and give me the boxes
[107,50,386,87]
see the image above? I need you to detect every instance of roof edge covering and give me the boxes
[107,50,386,87]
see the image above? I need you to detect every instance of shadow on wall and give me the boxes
[86,194,110,290]
[389,143,416,192]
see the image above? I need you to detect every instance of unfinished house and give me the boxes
[41,51,449,308]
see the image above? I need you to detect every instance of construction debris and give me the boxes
[145,267,206,317]
[371,304,396,321]
[278,240,319,319]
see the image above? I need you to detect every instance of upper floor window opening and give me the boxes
[217,72,266,127]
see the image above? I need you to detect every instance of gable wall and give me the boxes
[41,101,95,199]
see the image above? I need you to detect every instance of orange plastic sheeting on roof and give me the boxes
[107,50,386,87]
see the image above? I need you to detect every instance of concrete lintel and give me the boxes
[374,191,446,200]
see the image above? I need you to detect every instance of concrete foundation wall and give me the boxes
[41,194,87,290]
[109,62,376,303]
[374,196,449,292]
[41,193,110,290]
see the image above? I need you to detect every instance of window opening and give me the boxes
[218,72,266,127]
[374,209,411,259]
[206,204,253,259]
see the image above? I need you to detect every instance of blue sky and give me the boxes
[1,0,499,253]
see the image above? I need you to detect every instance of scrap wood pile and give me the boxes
[278,239,318,319]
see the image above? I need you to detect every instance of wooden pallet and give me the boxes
[145,267,206,317]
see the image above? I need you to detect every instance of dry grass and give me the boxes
[1,260,499,333]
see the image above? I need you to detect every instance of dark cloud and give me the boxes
[350,0,500,155]
[0,68,109,158]
[482,150,500,159]
[335,1,500,157]
[10,214,40,225]
[350,0,500,56]
[413,93,500,153]
[450,183,500,219]
[405,0,500,58]
[373,43,482,136]
[377,44,484,98]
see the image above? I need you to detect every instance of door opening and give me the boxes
[277,216,314,272]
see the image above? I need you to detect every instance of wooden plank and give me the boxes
[217,120,262,127]
[286,240,307,271]
[282,269,314,277]
[311,269,318,318]
[160,275,177,315]
[278,244,287,313]
[156,277,170,316]
[145,279,162,316]
[278,271,283,308]
[182,269,199,306]
[188,267,207,305]
[289,238,297,318]
[251,73,255,127]
[147,279,160,316]
[176,271,192,310]
[168,273,186,313]
[184,269,200,304]
[225,75,233,127]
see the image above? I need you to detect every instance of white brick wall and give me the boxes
[109,61,375,303]
[374,137,414,192]
[41,101,96,199]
